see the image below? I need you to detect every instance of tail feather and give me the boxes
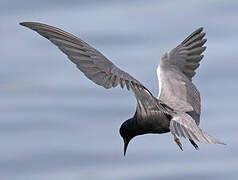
[170,113,226,145]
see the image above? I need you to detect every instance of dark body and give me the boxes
[120,97,173,151]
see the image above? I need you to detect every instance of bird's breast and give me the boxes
[136,112,170,134]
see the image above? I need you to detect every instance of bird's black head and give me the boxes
[119,118,137,156]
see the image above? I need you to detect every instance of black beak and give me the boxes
[123,138,129,156]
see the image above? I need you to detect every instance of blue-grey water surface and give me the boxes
[1,1,238,179]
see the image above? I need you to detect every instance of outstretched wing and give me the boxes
[170,112,225,144]
[20,22,165,117]
[157,27,207,125]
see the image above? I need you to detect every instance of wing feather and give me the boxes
[20,22,166,119]
[20,22,141,89]
[158,27,207,125]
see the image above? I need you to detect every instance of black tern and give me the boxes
[20,22,225,155]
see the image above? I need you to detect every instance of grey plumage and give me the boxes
[157,27,224,145]
[20,22,225,154]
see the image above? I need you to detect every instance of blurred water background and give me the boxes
[1,0,238,179]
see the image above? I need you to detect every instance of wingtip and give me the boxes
[19,22,31,27]
[192,27,203,35]
[19,22,39,28]
[19,22,27,26]
[196,27,205,36]
[182,27,205,45]
[198,27,204,32]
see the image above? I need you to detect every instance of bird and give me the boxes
[20,22,225,155]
